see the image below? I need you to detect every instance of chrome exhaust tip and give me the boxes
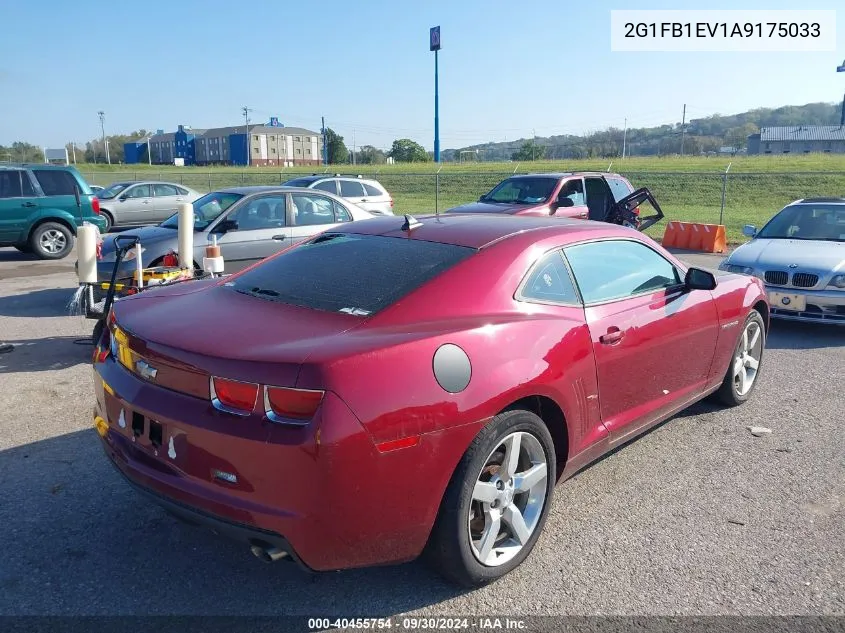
[250,544,289,563]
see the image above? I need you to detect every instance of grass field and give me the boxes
[78,155,845,243]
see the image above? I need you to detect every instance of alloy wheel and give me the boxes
[468,431,548,567]
[40,229,67,254]
[733,320,763,396]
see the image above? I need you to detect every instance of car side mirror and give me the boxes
[550,197,574,215]
[118,194,127,201]
[215,219,238,233]
[685,267,717,291]
[742,224,757,238]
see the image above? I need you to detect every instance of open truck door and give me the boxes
[605,187,665,232]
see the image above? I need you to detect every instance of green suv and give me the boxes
[0,164,107,259]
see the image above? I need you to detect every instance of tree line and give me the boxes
[4,102,840,166]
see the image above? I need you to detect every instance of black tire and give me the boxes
[101,211,114,233]
[29,222,74,260]
[92,320,105,346]
[714,309,766,407]
[426,409,556,587]
[14,244,32,254]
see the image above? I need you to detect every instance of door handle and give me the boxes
[578,212,588,218]
[22,202,37,208]
[360,199,367,202]
[599,327,625,344]
[272,234,286,241]
[142,200,150,204]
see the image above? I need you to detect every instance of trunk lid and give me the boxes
[113,282,364,388]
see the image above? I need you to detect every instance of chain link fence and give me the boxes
[83,170,845,240]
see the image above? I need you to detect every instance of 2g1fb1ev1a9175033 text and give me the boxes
[623,22,821,39]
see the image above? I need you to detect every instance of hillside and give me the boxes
[443,102,843,162]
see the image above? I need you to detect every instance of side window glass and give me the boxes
[339,180,366,198]
[20,172,35,196]
[127,185,151,198]
[313,180,337,194]
[564,240,681,304]
[333,201,352,222]
[607,178,634,202]
[557,179,585,206]
[153,184,178,197]
[363,183,383,197]
[0,171,24,198]
[32,170,77,196]
[231,195,287,230]
[292,194,337,226]
[519,250,579,304]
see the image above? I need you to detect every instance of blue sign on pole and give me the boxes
[430,26,441,51]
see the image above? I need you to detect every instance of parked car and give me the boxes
[446,172,663,230]
[0,163,107,259]
[96,181,202,231]
[719,197,845,324]
[93,213,768,587]
[282,174,394,215]
[95,185,373,282]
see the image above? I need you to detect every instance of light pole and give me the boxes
[430,26,441,163]
[98,111,110,164]
[242,106,252,167]
[838,59,845,126]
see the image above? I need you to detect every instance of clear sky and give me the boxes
[1,0,843,151]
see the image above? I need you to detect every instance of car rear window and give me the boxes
[228,234,475,315]
[284,177,319,187]
[33,169,79,196]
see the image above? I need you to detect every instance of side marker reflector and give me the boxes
[376,436,420,453]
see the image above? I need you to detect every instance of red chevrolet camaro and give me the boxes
[92,214,768,587]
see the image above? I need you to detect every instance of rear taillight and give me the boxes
[92,197,101,214]
[264,386,324,425]
[389,199,394,207]
[210,377,259,416]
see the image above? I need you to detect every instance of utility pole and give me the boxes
[532,128,536,161]
[321,116,328,165]
[98,111,110,164]
[352,129,356,166]
[680,104,687,156]
[70,142,76,164]
[622,118,628,159]
[242,106,252,167]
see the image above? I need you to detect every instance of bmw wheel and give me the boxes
[427,409,555,587]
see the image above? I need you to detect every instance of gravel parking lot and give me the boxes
[0,244,843,618]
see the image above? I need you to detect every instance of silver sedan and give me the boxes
[96,181,202,231]
[95,185,374,283]
[719,197,845,324]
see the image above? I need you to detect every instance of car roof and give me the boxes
[327,213,626,249]
[0,163,78,171]
[507,172,624,179]
[792,197,845,205]
[217,185,342,196]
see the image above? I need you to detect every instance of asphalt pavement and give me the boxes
[0,245,843,618]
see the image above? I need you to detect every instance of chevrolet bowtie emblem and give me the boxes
[135,360,158,381]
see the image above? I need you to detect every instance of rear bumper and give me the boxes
[92,356,466,571]
[105,452,308,568]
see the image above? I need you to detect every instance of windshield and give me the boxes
[757,204,845,242]
[480,177,559,204]
[228,233,475,315]
[96,182,132,200]
[160,191,244,230]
